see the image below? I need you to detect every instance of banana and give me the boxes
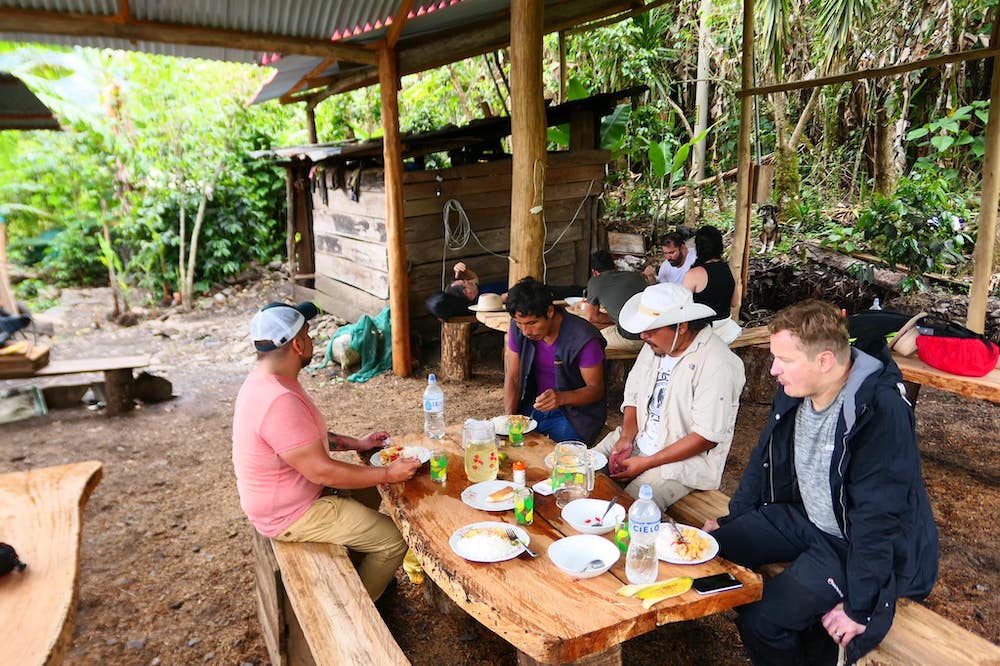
[616,576,693,608]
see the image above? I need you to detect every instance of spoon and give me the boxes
[573,558,606,574]
[593,495,621,527]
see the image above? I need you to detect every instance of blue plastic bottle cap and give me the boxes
[428,373,437,383]
[639,485,653,500]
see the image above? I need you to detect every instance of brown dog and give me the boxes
[758,204,780,253]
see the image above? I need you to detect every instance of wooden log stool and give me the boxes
[439,316,477,381]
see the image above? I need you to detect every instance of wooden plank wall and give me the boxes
[308,150,608,339]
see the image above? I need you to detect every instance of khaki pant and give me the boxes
[601,325,645,353]
[274,487,406,600]
[595,429,693,511]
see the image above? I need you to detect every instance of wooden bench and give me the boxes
[0,461,103,666]
[253,532,408,666]
[252,449,408,665]
[0,355,150,416]
[668,490,1000,665]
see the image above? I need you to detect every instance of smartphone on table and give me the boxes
[692,572,743,595]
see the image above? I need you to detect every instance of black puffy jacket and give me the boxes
[723,344,939,664]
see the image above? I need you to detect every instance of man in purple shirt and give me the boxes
[503,277,607,444]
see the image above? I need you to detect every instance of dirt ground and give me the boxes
[1,278,997,665]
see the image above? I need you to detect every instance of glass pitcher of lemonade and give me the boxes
[463,418,499,482]
[551,440,595,508]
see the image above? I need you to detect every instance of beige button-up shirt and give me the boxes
[622,326,746,490]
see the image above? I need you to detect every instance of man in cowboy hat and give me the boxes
[593,283,746,509]
[232,301,421,601]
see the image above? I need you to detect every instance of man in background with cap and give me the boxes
[232,301,421,601]
[593,283,745,509]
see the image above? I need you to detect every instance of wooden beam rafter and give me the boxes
[284,0,633,105]
[739,47,1000,98]
[0,7,378,64]
[386,0,416,48]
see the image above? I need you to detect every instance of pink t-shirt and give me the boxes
[232,368,326,537]
[508,334,604,394]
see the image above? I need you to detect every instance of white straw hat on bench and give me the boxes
[469,293,505,312]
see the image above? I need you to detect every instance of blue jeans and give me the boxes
[528,408,582,443]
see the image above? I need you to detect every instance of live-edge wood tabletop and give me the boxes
[378,426,762,664]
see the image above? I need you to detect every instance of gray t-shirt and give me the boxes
[794,388,847,538]
[585,270,647,323]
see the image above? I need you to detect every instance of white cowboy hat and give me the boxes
[889,311,927,357]
[468,293,505,312]
[618,283,717,334]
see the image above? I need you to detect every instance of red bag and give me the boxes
[916,334,1000,377]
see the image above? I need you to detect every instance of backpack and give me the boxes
[914,317,999,378]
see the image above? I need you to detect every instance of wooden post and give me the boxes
[285,169,297,283]
[305,103,318,144]
[378,46,413,376]
[509,0,547,285]
[968,9,1000,333]
[728,0,755,320]
[558,30,567,104]
[102,369,135,416]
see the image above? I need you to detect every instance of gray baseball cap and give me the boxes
[250,301,319,352]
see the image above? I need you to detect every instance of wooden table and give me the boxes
[380,428,762,665]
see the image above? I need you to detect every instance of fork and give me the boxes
[666,515,687,545]
[504,526,537,558]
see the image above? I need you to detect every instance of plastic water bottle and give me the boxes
[423,374,445,439]
[625,484,661,584]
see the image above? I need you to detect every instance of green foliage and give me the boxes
[0,46,288,302]
[906,101,988,183]
[854,165,973,290]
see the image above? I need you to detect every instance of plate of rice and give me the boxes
[655,523,719,565]
[449,522,529,563]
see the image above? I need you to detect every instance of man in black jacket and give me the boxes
[705,300,938,665]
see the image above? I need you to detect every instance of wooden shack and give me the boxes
[266,89,638,339]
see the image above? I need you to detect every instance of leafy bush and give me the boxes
[854,165,973,290]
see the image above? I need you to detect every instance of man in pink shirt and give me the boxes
[232,301,420,600]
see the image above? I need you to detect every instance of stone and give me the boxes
[126,638,147,650]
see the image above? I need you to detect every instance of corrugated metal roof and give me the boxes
[0,0,464,62]
[0,0,635,102]
[0,71,60,130]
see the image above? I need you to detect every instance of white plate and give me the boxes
[543,449,609,471]
[564,296,585,308]
[369,446,431,467]
[491,415,538,437]
[450,521,529,563]
[656,523,719,565]
[561,498,627,535]
[548,534,620,578]
[461,480,517,511]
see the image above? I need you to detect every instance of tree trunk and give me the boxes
[771,92,801,210]
[692,0,712,183]
[874,106,898,197]
[182,183,212,311]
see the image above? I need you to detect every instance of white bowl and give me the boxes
[548,534,620,578]
[561,498,627,535]
[564,296,585,307]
